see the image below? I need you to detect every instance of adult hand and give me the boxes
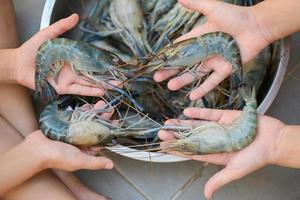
[15,14,105,97]
[25,130,113,171]
[154,0,273,100]
[159,107,285,199]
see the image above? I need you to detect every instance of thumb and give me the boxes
[79,155,114,170]
[175,22,217,42]
[178,0,223,16]
[204,167,241,199]
[28,14,79,46]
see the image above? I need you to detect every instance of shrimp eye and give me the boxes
[161,54,168,62]
[137,26,143,33]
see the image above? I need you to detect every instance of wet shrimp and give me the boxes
[163,87,257,154]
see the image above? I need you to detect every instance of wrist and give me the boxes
[0,49,19,84]
[252,0,299,43]
[250,4,278,45]
[14,47,27,87]
[23,132,51,170]
[270,125,300,168]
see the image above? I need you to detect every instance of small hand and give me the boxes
[159,107,285,199]
[154,0,272,100]
[16,14,105,97]
[25,131,113,171]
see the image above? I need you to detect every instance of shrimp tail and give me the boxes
[238,86,256,106]
[35,79,57,104]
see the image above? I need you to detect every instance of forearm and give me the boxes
[0,85,38,136]
[0,139,45,195]
[0,0,19,48]
[53,170,86,194]
[273,125,300,169]
[253,0,300,43]
[0,49,18,84]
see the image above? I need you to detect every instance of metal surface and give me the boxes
[40,0,289,163]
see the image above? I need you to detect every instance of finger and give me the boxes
[166,150,194,159]
[100,112,115,120]
[184,108,223,121]
[93,101,115,119]
[81,146,102,152]
[89,147,102,152]
[192,153,234,165]
[158,130,176,140]
[35,14,79,43]
[108,80,123,88]
[81,150,99,156]
[178,0,223,16]
[74,76,100,87]
[93,100,107,109]
[64,84,105,96]
[165,119,193,126]
[184,108,240,122]
[168,72,196,91]
[102,80,123,90]
[175,22,216,42]
[165,119,211,129]
[81,147,102,156]
[78,155,113,170]
[204,167,241,199]
[205,56,233,78]
[189,71,228,100]
[153,69,179,82]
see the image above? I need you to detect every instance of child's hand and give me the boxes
[16,14,105,97]
[158,107,285,199]
[154,0,272,100]
[25,131,113,171]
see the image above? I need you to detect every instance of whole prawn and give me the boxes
[39,100,113,146]
[35,38,128,104]
[143,32,243,92]
[164,87,257,154]
[149,0,177,26]
[39,98,191,147]
[151,3,200,51]
[109,0,152,57]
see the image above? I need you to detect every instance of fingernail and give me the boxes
[183,108,192,115]
[153,73,161,82]
[105,162,114,169]
[178,0,188,5]
[189,94,198,101]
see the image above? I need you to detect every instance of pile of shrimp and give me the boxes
[35,0,275,155]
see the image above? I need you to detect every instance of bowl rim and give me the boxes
[40,0,289,163]
[257,39,290,114]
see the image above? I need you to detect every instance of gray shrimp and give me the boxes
[39,99,191,147]
[91,40,132,62]
[230,46,271,109]
[140,0,157,13]
[149,0,177,26]
[164,87,257,154]
[35,38,128,104]
[243,46,271,92]
[109,0,152,57]
[83,0,120,37]
[39,100,113,146]
[151,3,200,51]
[143,32,243,92]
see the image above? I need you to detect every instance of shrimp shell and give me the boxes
[165,87,257,154]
